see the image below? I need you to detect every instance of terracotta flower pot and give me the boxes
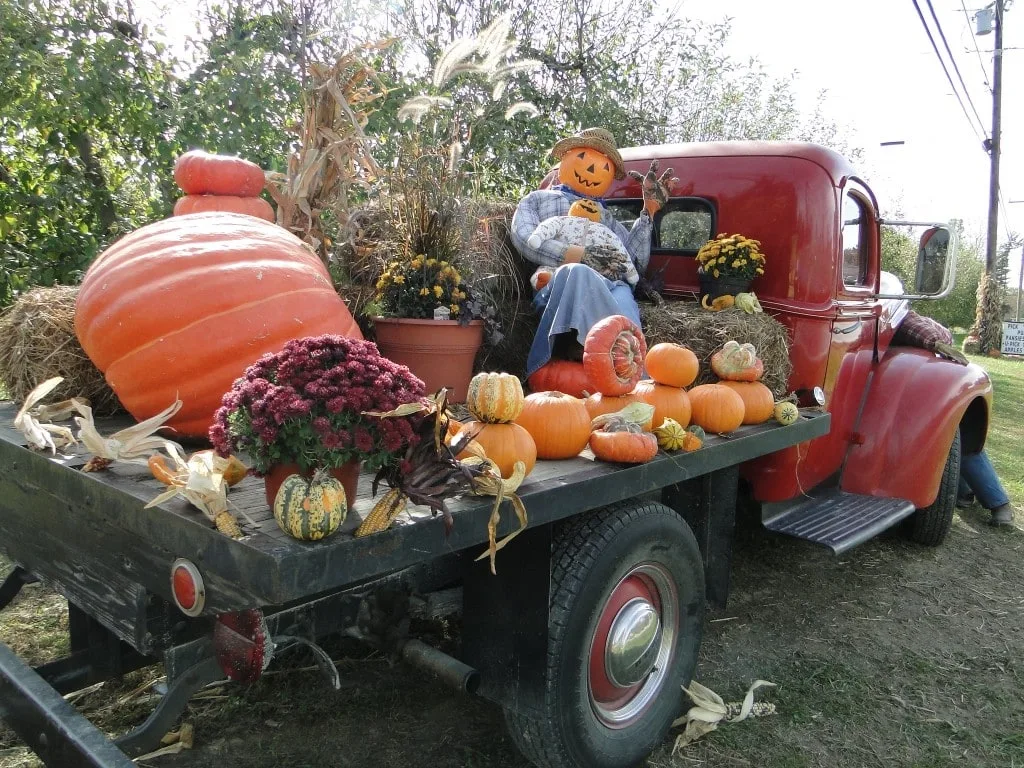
[373,318,484,402]
[263,460,361,510]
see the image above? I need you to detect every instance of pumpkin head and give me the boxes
[583,314,648,396]
[273,469,347,541]
[461,421,537,479]
[589,429,658,464]
[173,150,265,197]
[710,340,764,382]
[720,381,774,425]
[528,360,590,398]
[467,372,524,423]
[173,194,275,222]
[645,343,699,388]
[631,380,692,429]
[515,391,591,460]
[558,147,617,197]
[74,212,362,437]
[568,199,602,222]
[687,384,745,434]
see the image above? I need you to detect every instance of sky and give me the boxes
[135,0,1024,283]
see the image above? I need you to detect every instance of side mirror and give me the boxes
[915,227,952,295]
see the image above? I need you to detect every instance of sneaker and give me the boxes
[990,504,1013,527]
[956,493,975,510]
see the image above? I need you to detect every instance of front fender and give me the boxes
[841,350,991,508]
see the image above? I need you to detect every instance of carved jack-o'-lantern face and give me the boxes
[558,147,616,197]
[568,199,602,222]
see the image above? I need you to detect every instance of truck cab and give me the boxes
[605,141,993,550]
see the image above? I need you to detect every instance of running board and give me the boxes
[762,490,916,554]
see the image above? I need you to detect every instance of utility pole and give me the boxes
[984,0,1004,275]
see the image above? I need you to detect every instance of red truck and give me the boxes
[0,141,990,768]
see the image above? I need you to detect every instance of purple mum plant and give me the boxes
[210,335,426,475]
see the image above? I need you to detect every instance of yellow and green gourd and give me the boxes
[273,469,347,541]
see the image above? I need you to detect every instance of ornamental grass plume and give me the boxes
[695,233,767,281]
[210,335,426,475]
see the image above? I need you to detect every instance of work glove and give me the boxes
[933,341,968,366]
[628,159,678,216]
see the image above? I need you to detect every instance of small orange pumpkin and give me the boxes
[461,421,537,479]
[467,372,524,423]
[516,391,591,460]
[583,315,648,396]
[720,381,775,425]
[688,384,745,434]
[527,360,590,398]
[584,392,654,430]
[173,194,275,222]
[589,430,658,464]
[645,343,699,388]
[174,150,265,197]
[631,380,692,429]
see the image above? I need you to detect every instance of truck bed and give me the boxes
[0,403,829,628]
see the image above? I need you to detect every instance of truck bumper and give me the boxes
[0,639,136,768]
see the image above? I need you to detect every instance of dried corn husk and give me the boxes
[75,400,183,471]
[145,445,242,538]
[466,457,528,575]
[672,679,777,753]
[12,377,79,453]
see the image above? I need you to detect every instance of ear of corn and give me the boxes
[355,487,408,537]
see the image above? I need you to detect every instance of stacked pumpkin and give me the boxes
[693,340,775,431]
[458,372,537,479]
[172,150,276,222]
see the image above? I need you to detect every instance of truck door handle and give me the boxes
[834,320,862,335]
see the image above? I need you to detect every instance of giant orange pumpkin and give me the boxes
[75,212,361,437]
[631,380,691,429]
[515,391,591,459]
[174,150,265,197]
[558,147,617,197]
[173,194,275,222]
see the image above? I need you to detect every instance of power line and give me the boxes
[926,0,989,134]
[962,0,993,87]
[909,0,987,143]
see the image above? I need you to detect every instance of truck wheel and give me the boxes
[904,429,961,546]
[504,500,705,768]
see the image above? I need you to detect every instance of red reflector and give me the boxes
[170,559,205,617]
[214,609,271,684]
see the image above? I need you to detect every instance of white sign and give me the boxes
[1002,322,1024,356]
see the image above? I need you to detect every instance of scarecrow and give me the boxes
[510,127,675,374]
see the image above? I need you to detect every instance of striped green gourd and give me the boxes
[273,469,347,541]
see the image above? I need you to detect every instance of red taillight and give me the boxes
[170,559,205,617]
[213,609,272,684]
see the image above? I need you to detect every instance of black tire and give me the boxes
[904,428,961,545]
[504,500,705,768]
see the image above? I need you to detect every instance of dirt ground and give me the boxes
[1,501,1022,768]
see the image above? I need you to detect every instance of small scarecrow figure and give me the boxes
[511,127,674,371]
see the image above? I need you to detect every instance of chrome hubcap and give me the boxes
[605,598,662,687]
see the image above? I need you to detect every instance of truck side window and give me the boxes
[841,192,869,286]
[604,199,715,253]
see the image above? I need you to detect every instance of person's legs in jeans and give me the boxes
[961,450,1013,525]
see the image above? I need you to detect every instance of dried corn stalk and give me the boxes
[12,377,79,453]
[266,42,391,263]
[75,399,183,471]
[672,679,777,753]
[466,457,528,575]
[145,445,242,538]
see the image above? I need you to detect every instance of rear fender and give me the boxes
[841,350,991,508]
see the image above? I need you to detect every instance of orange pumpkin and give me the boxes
[584,392,654,430]
[467,372,524,423]
[710,340,764,382]
[631,380,691,429]
[173,194,275,222]
[75,212,361,438]
[589,430,658,464]
[558,147,617,197]
[583,315,648,396]
[688,384,745,434]
[527,360,590,398]
[461,421,537,479]
[516,391,591,459]
[173,150,265,197]
[720,381,775,425]
[645,343,699,388]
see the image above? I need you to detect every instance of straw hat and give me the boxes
[551,128,626,179]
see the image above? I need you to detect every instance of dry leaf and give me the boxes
[76,399,183,467]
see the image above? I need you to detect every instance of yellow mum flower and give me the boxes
[426,258,437,267]
[450,304,460,315]
[393,274,405,284]
[419,287,429,296]
[713,269,721,278]
[732,259,742,268]
[410,258,423,269]
[433,285,444,298]
[756,268,764,275]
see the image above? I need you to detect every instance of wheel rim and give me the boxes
[588,562,679,728]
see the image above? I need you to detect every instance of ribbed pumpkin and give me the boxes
[173,194,275,222]
[273,470,347,541]
[515,391,591,459]
[584,392,654,430]
[174,150,265,197]
[582,315,647,396]
[720,381,775,424]
[527,360,590,398]
[710,340,764,382]
[631,380,692,429]
[688,384,745,434]
[589,430,658,464]
[467,372,524,423]
[460,421,536,479]
[75,212,362,437]
[645,343,699,388]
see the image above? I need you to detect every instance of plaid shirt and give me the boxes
[892,310,953,350]
[510,187,653,275]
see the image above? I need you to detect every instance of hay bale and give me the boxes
[0,286,121,413]
[640,301,792,398]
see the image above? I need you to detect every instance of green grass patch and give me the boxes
[967,351,1024,507]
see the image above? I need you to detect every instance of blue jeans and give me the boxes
[958,450,1010,510]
